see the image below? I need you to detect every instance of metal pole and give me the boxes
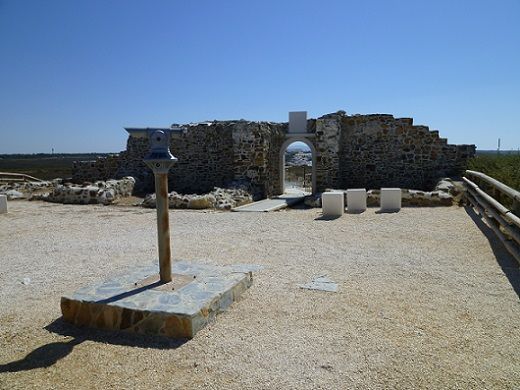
[154,172,172,283]
[126,128,179,283]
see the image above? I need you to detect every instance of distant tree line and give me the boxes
[468,154,520,191]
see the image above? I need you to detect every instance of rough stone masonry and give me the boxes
[72,110,475,197]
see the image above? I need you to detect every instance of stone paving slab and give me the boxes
[299,275,338,292]
[232,194,305,212]
[61,261,260,338]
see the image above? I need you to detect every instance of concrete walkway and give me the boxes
[232,191,306,212]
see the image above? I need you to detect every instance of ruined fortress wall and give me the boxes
[72,155,121,184]
[263,124,286,196]
[231,121,285,197]
[314,115,342,190]
[118,123,236,194]
[336,113,475,189]
[72,111,475,196]
[169,123,235,193]
[73,121,276,196]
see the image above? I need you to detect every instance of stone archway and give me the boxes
[279,137,317,195]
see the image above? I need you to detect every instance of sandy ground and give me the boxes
[0,201,519,389]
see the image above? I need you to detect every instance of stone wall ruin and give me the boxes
[72,110,475,197]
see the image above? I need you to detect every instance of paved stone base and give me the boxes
[61,262,258,339]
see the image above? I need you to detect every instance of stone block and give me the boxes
[380,188,402,212]
[346,189,367,213]
[289,111,307,133]
[0,195,7,214]
[61,261,258,339]
[321,191,344,217]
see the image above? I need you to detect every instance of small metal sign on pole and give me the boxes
[126,127,182,283]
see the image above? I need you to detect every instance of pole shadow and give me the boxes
[95,280,162,304]
[0,337,84,373]
[464,206,520,298]
[0,318,188,373]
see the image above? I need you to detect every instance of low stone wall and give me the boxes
[72,155,121,183]
[367,188,454,207]
[0,188,27,200]
[306,178,463,208]
[35,177,135,205]
[42,185,117,205]
[142,186,252,210]
[0,180,58,200]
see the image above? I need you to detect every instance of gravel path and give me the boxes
[0,201,519,389]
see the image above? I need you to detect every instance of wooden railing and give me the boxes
[464,170,520,264]
[0,172,44,183]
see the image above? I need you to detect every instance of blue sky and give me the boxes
[0,0,519,153]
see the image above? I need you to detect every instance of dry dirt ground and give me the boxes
[0,201,519,389]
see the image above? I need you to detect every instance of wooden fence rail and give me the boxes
[464,170,520,264]
[0,172,44,183]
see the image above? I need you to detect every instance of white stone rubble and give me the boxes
[33,177,135,205]
[142,186,253,210]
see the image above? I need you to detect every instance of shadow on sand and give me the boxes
[465,206,520,298]
[346,209,365,215]
[314,215,342,221]
[374,209,400,214]
[0,318,188,373]
[0,336,83,373]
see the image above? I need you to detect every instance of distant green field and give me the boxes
[468,153,520,191]
[0,153,113,180]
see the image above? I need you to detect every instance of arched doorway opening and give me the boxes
[279,138,316,195]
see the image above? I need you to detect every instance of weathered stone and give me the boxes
[323,182,457,208]
[3,189,25,200]
[300,275,338,292]
[142,186,252,210]
[72,111,475,197]
[0,181,55,200]
[188,194,215,209]
[61,261,257,339]
[33,177,135,205]
[304,193,322,207]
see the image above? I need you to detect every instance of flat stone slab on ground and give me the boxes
[299,275,338,292]
[61,261,259,339]
[232,193,305,212]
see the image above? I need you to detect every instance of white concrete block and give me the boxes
[0,195,7,214]
[322,191,344,217]
[346,189,367,213]
[380,188,401,212]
